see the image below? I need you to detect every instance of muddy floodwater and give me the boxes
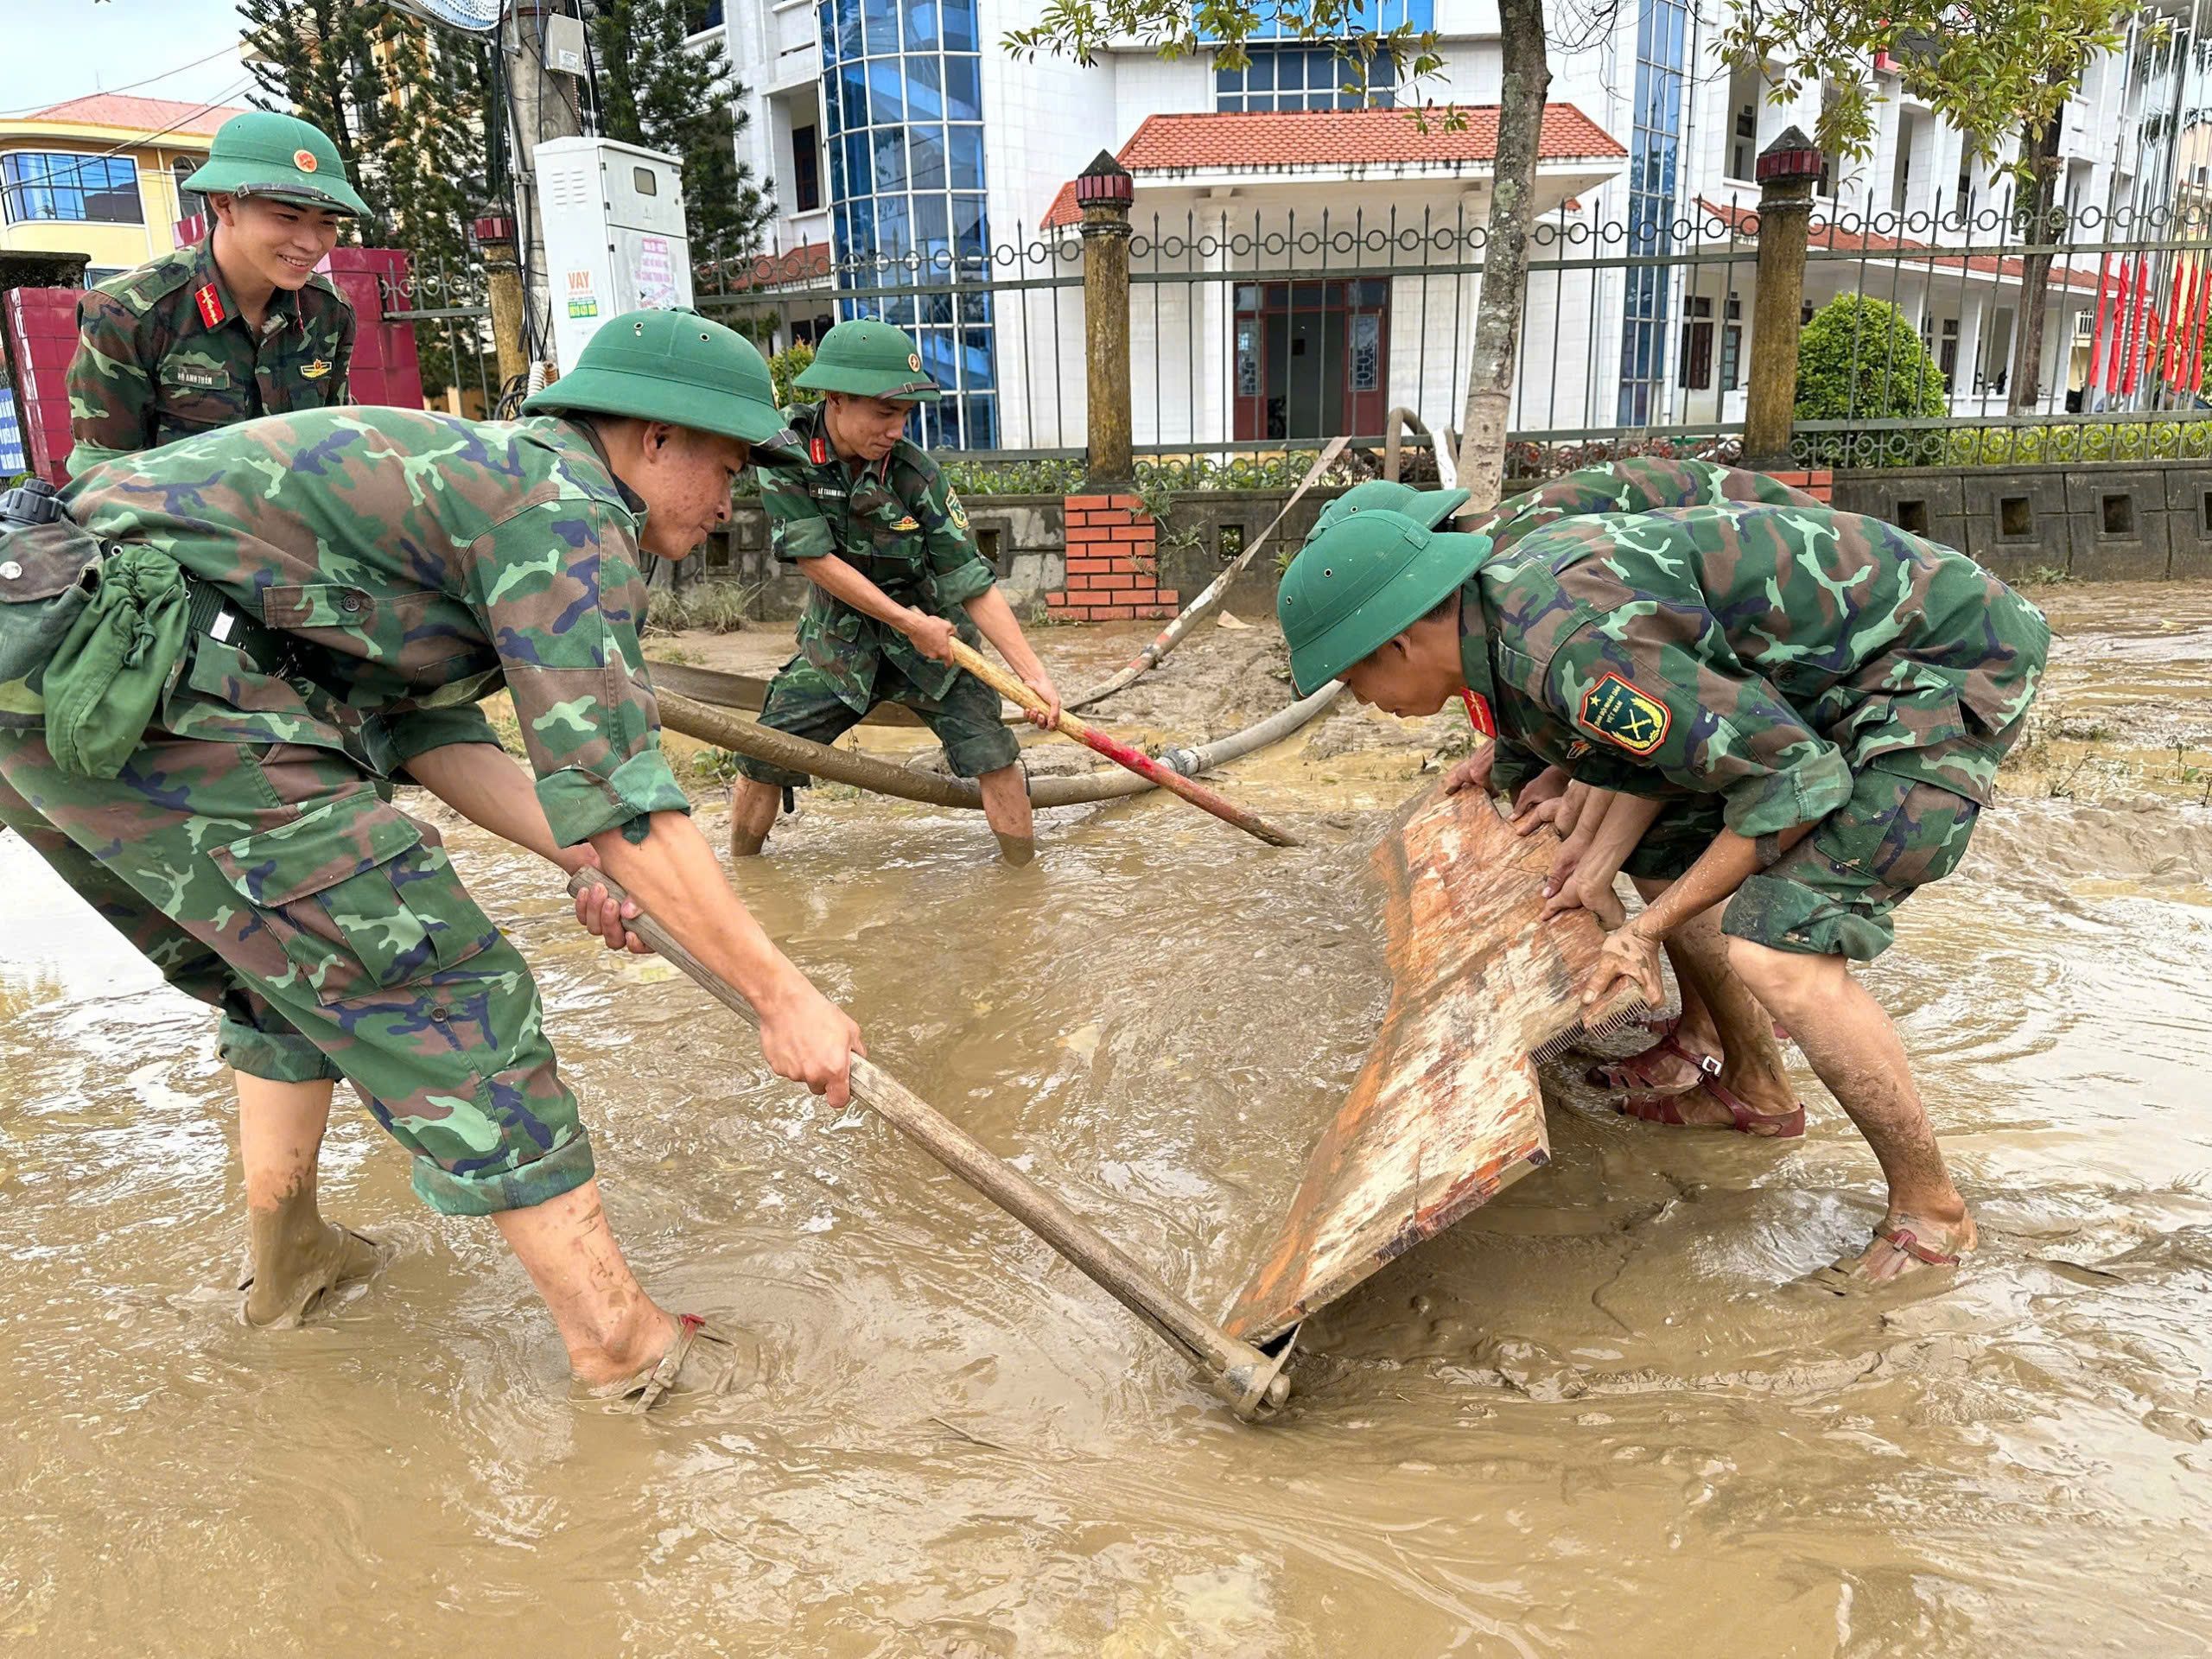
[4,584,2210,1656]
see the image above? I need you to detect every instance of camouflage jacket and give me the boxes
[758,401,997,710]
[66,237,356,476]
[1458,499,2050,836]
[61,408,686,848]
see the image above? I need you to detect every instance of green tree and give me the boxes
[587,0,772,276]
[1795,294,1948,429]
[1721,1,2153,412]
[237,1,497,400]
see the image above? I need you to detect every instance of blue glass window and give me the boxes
[944,54,982,120]
[1195,0,1431,41]
[948,126,984,191]
[1215,44,1395,111]
[1,152,142,225]
[1618,0,1688,426]
[819,0,998,442]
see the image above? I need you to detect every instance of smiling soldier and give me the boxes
[65,111,364,475]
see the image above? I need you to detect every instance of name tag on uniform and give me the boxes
[168,365,230,390]
[811,486,847,499]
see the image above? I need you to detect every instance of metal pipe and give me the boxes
[567,869,1295,1420]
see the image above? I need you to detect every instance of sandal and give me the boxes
[573,1314,764,1413]
[1586,1032,1719,1094]
[1796,1216,1970,1296]
[1618,1073,1806,1138]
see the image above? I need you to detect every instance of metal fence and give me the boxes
[385,190,2212,476]
[378,257,505,416]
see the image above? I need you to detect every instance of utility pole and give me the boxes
[499,0,585,377]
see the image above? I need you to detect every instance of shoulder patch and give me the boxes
[946,490,969,531]
[1576,671,1671,756]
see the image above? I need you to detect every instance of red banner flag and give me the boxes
[2165,260,2196,385]
[2107,257,2133,395]
[2123,254,2152,395]
[2086,253,2118,391]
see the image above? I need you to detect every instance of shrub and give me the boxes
[1795,295,1949,424]
[769,340,819,410]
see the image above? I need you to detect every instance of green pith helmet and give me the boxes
[522,308,799,456]
[793,318,942,402]
[1277,511,1491,696]
[1309,479,1472,537]
[184,110,370,217]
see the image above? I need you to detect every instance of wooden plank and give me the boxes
[645,658,1021,729]
[1223,780,1616,1345]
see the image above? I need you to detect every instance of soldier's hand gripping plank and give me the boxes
[1274,460,2047,1293]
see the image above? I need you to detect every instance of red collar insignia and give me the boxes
[194,283,226,328]
[1459,688,1497,737]
[808,435,828,466]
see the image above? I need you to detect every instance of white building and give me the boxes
[710,0,2193,450]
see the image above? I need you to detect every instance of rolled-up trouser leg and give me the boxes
[0,765,338,1083]
[0,731,593,1215]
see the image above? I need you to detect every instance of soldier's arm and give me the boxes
[467,498,861,1103]
[960,585,1059,725]
[65,289,155,474]
[1544,624,1853,842]
[327,299,357,404]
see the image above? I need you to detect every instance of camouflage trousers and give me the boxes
[733,652,1020,790]
[0,725,591,1216]
[1622,766,1986,961]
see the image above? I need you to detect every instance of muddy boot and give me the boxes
[571,1314,765,1413]
[238,1184,385,1329]
[994,831,1038,867]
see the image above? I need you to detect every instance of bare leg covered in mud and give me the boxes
[977,763,1036,865]
[729,776,782,858]
[236,1073,383,1327]
[495,1179,754,1402]
[1615,881,1795,1123]
[729,766,1036,864]
[1725,939,1974,1284]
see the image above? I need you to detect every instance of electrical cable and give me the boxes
[0,43,245,117]
[0,76,257,200]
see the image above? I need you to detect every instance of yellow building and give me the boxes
[0,92,246,285]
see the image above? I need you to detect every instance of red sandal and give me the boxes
[1586,1031,1719,1094]
[1618,1073,1805,1138]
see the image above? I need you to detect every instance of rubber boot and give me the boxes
[238,1179,383,1329]
[994,831,1038,867]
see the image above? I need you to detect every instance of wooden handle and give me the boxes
[563,868,1293,1418]
[944,639,1300,847]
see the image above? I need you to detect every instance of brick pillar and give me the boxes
[1048,493,1180,620]
[1759,467,1834,504]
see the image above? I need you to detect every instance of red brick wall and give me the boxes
[1762,467,1834,504]
[1047,493,1180,620]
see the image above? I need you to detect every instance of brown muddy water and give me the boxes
[4,586,2211,1656]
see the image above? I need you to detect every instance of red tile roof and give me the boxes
[16,93,245,142]
[1696,196,2101,291]
[1042,105,1625,226]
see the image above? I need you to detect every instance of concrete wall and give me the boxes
[700,459,2209,625]
[1830,460,2212,581]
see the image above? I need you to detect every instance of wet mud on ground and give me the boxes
[3,584,2209,1656]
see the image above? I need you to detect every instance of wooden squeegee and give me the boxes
[1223,779,1646,1347]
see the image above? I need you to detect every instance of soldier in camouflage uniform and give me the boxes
[0,310,861,1408]
[1277,460,2049,1292]
[66,111,364,476]
[728,319,1061,864]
